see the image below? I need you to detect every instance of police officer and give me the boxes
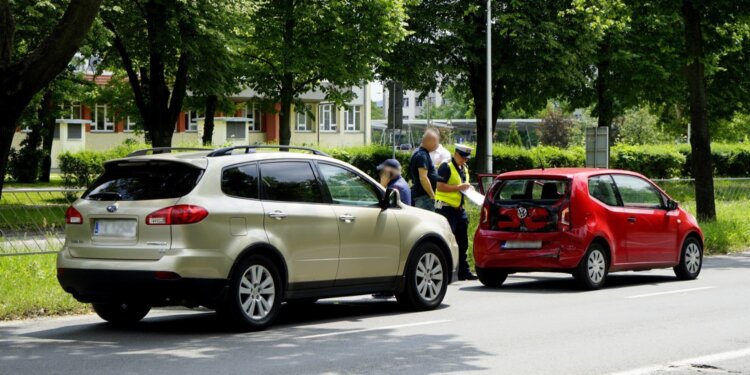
[435,144,477,280]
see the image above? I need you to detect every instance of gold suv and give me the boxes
[58,146,459,330]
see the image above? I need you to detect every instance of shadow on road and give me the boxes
[0,299,490,375]
[459,253,750,294]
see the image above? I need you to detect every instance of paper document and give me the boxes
[461,187,485,206]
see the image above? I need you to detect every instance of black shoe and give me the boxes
[458,273,478,281]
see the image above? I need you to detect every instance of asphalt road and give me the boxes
[2,254,749,375]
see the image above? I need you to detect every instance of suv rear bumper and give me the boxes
[57,268,226,306]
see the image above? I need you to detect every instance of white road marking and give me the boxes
[625,286,715,299]
[609,346,750,375]
[297,319,451,339]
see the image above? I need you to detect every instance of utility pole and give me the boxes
[485,0,493,174]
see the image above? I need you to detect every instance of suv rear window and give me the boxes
[84,161,203,201]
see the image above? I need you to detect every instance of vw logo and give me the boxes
[517,207,528,219]
[106,204,118,213]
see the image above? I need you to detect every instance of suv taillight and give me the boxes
[146,205,208,225]
[65,206,83,224]
[560,205,571,231]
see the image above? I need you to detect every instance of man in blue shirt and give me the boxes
[408,129,440,211]
[377,159,411,205]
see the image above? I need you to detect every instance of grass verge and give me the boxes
[0,254,89,320]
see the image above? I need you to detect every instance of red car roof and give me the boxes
[497,168,644,179]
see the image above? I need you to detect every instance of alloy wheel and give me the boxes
[587,250,606,284]
[239,265,276,320]
[685,243,701,274]
[415,253,444,301]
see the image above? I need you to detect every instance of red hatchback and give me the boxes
[473,168,704,290]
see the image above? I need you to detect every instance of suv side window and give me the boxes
[612,174,664,209]
[588,175,619,206]
[260,161,324,203]
[221,163,259,199]
[318,163,381,207]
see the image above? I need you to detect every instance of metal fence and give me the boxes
[0,178,748,256]
[0,188,84,256]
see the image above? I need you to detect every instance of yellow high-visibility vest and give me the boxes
[435,160,469,209]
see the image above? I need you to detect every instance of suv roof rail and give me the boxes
[127,147,212,157]
[206,145,330,157]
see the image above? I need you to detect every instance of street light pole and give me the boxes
[485,0,493,174]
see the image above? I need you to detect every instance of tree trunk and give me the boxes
[386,80,404,133]
[682,0,716,222]
[201,95,218,145]
[279,90,292,146]
[0,116,15,198]
[469,68,501,175]
[39,89,56,182]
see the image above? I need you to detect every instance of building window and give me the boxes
[403,98,410,107]
[125,116,137,132]
[416,99,424,107]
[93,104,114,132]
[68,124,83,139]
[319,103,337,132]
[242,104,262,132]
[226,121,246,139]
[185,111,201,132]
[345,105,361,132]
[296,104,312,132]
[60,103,83,119]
[402,115,410,121]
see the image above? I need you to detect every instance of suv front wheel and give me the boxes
[396,242,448,310]
[220,254,282,331]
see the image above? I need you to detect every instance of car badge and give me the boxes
[106,204,118,213]
[517,207,528,219]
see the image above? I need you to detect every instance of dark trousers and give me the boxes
[436,205,471,277]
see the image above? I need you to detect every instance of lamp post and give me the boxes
[485,0,493,174]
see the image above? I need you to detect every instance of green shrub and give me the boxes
[58,151,108,189]
[57,140,148,190]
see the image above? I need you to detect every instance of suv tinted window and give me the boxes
[222,163,259,199]
[84,162,203,201]
[260,161,324,203]
[588,175,619,206]
[318,163,380,207]
[612,174,663,208]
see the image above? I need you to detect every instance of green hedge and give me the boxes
[610,145,686,179]
[59,142,750,190]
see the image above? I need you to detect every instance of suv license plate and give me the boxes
[502,240,542,250]
[93,220,137,238]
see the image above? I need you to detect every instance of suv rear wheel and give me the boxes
[476,268,508,288]
[396,242,448,310]
[674,237,702,280]
[574,243,608,290]
[92,302,150,325]
[220,254,282,331]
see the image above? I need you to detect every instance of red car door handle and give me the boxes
[627,217,637,223]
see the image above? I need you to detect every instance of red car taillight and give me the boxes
[65,206,83,224]
[560,205,571,231]
[146,205,208,225]
[479,205,490,230]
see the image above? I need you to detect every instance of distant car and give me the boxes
[473,168,703,290]
[399,144,413,151]
[58,146,459,330]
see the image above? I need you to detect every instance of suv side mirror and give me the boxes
[666,199,679,211]
[380,188,400,210]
